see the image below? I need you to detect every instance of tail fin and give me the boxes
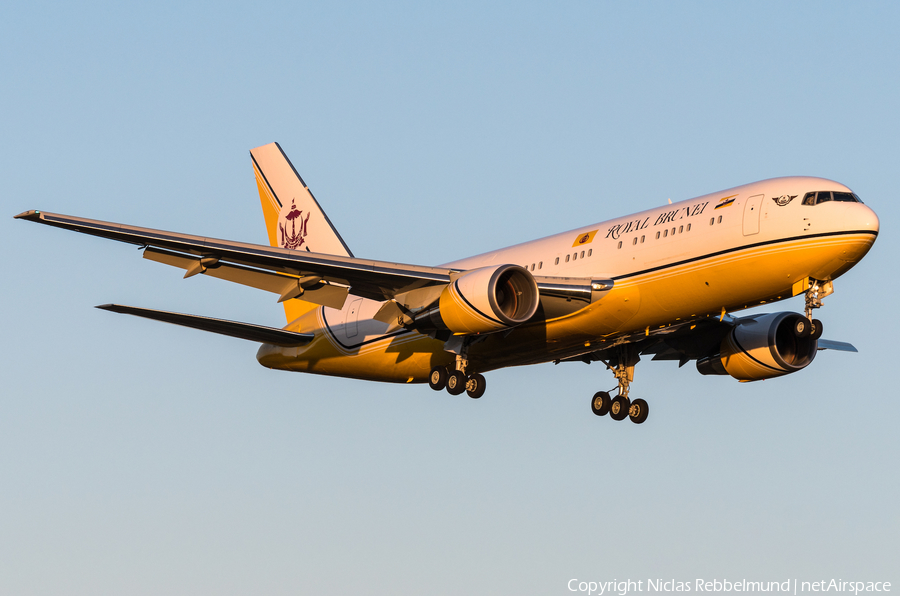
[251,142,353,324]
[250,142,353,257]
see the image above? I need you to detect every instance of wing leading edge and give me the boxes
[15,210,452,302]
[15,210,610,316]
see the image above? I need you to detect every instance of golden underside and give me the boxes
[256,233,875,383]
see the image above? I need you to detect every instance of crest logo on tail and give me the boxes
[278,198,310,250]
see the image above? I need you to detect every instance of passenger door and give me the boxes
[344,298,362,338]
[742,194,764,236]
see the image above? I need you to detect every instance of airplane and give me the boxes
[15,143,879,424]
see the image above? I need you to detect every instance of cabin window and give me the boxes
[663,229,668,237]
[531,263,535,271]
[656,231,661,239]
[538,261,543,269]
[581,251,585,258]
[632,237,638,245]
[640,235,645,243]
[555,257,559,265]
[710,217,714,225]
[588,249,592,257]
[686,224,691,232]
[717,215,722,224]
[678,225,683,233]
[617,241,622,249]
[565,254,570,262]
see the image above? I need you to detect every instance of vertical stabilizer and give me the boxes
[251,142,353,323]
[250,142,353,257]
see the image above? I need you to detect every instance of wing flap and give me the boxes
[96,304,314,346]
[143,247,350,309]
[18,210,606,314]
[16,210,451,300]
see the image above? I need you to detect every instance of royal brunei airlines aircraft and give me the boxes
[16,143,879,424]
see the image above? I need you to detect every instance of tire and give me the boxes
[811,318,824,340]
[446,370,467,395]
[609,395,630,421]
[793,316,811,338]
[466,373,486,399]
[628,398,649,424]
[428,366,448,391]
[591,391,611,416]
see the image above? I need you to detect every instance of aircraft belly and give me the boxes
[256,231,877,383]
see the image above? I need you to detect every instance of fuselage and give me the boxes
[256,177,879,382]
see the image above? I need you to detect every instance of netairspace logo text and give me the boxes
[567,579,892,596]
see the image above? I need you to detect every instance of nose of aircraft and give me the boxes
[857,203,880,234]
[835,202,879,265]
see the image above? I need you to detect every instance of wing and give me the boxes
[16,209,452,302]
[556,315,858,367]
[15,210,610,315]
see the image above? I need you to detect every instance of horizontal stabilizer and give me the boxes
[96,304,314,346]
[816,339,858,352]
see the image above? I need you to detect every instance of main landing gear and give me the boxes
[428,354,486,399]
[590,344,649,424]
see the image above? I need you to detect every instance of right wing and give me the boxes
[16,210,611,316]
[16,210,452,302]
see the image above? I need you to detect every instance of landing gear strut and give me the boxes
[429,343,487,399]
[803,278,832,341]
[590,344,649,424]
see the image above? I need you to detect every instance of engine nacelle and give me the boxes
[415,264,540,335]
[696,312,818,381]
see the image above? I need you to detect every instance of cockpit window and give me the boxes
[833,191,858,203]
[801,190,863,205]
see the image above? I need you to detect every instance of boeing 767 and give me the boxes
[15,142,879,424]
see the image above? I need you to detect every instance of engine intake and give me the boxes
[696,312,818,381]
[415,264,540,335]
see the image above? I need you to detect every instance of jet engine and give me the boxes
[696,312,818,381]
[414,264,540,335]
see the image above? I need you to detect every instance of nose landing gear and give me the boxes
[590,345,649,424]
[803,278,832,341]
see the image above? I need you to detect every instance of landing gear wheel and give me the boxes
[628,398,649,424]
[793,316,812,338]
[609,395,631,421]
[591,391,611,416]
[465,373,486,399]
[446,370,467,395]
[428,366,448,391]
[811,318,824,340]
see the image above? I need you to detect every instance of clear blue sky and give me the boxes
[2,2,897,594]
